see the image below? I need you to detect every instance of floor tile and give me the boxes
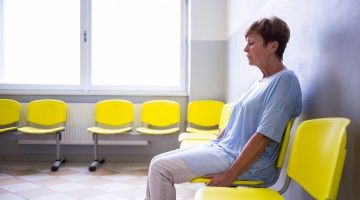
[0,193,27,200]
[114,187,146,199]
[64,187,106,199]
[18,173,54,182]
[101,173,137,182]
[0,182,41,192]
[14,187,55,199]
[93,182,134,192]
[47,182,86,192]
[0,173,14,180]
[30,193,78,200]
[47,169,79,177]
[60,173,97,182]
[126,169,148,177]
[83,193,129,200]
[32,177,69,186]
[86,168,117,176]
[75,177,113,187]
[0,161,201,200]
[0,188,8,194]
[0,177,27,186]
[9,169,40,176]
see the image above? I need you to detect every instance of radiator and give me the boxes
[17,103,147,145]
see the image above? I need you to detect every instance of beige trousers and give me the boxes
[145,148,199,200]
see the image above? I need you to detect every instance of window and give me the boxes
[0,0,80,85]
[0,0,187,94]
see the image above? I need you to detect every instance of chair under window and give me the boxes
[17,99,67,171]
[87,99,134,171]
[185,100,224,134]
[136,100,180,135]
[0,99,20,134]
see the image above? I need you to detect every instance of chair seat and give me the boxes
[180,139,211,149]
[192,178,263,186]
[87,126,132,134]
[178,132,217,142]
[0,126,17,133]
[18,126,65,134]
[136,127,179,135]
[195,187,283,200]
[186,127,219,134]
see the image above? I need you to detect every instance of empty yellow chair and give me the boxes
[136,100,180,135]
[179,103,234,148]
[192,118,295,186]
[185,100,224,134]
[87,99,134,171]
[195,118,350,200]
[18,99,67,171]
[0,99,20,133]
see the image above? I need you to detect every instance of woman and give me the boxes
[145,16,302,200]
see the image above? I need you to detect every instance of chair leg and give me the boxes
[89,133,105,171]
[51,132,66,171]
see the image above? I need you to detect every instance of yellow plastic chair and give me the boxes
[185,100,224,134]
[195,118,350,200]
[87,99,133,171]
[18,99,67,171]
[0,99,20,133]
[179,103,234,148]
[191,118,295,187]
[136,100,180,135]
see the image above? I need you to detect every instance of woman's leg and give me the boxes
[145,149,199,200]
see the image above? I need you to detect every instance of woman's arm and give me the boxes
[207,132,270,186]
[216,128,226,140]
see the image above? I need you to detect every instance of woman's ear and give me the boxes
[269,41,279,53]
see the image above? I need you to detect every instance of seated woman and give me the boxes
[145,16,302,200]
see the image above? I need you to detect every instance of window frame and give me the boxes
[0,0,188,96]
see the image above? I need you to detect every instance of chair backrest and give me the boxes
[286,118,350,200]
[141,100,180,127]
[95,99,133,126]
[276,118,295,168]
[27,99,67,126]
[187,100,224,127]
[218,103,234,131]
[0,99,21,126]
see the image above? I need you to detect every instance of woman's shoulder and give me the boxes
[277,69,299,81]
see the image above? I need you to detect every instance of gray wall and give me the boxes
[189,41,226,101]
[226,0,360,199]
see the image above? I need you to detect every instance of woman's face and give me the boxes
[243,33,272,67]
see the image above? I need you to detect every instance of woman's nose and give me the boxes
[243,46,248,52]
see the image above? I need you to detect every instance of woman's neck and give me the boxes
[260,58,285,78]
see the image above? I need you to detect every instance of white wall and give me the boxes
[227,0,267,38]
[190,0,227,40]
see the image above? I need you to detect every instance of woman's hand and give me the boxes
[206,170,237,187]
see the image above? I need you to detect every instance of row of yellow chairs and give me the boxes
[0,99,226,171]
[0,99,182,171]
[0,99,67,171]
[88,99,181,171]
[194,117,350,200]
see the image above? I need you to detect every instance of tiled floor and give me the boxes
[0,161,205,200]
